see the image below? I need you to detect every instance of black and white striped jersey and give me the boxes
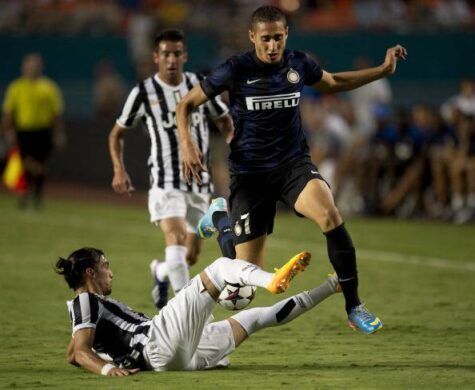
[116,72,229,194]
[67,292,152,369]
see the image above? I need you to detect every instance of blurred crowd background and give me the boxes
[0,0,474,223]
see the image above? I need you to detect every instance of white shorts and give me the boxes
[148,188,211,232]
[143,276,235,371]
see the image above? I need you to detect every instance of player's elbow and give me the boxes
[109,124,125,142]
[67,351,77,366]
[73,348,92,368]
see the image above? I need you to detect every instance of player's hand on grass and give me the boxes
[382,44,407,75]
[181,140,206,184]
[107,367,140,376]
[112,169,135,196]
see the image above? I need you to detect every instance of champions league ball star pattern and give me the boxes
[218,282,257,311]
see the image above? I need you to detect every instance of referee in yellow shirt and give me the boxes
[2,53,65,208]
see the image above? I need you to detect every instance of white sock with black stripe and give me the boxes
[231,276,338,336]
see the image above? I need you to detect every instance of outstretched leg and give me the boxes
[144,254,310,371]
[190,274,341,370]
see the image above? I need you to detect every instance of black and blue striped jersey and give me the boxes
[201,49,323,174]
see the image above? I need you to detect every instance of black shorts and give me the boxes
[229,157,326,245]
[16,128,53,163]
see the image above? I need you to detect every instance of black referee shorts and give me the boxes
[228,156,327,245]
[16,128,53,163]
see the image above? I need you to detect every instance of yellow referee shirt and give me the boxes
[2,76,64,131]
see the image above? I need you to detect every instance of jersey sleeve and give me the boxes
[204,94,229,119]
[200,59,234,99]
[116,85,145,128]
[68,292,103,334]
[303,53,323,86]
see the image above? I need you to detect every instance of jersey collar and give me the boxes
[154,73,185,89]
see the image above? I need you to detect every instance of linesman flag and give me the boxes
[2,147,27,193]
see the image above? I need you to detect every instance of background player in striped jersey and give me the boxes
[177,6,407,334]
[109,30,234,309]
[56,247,341,375]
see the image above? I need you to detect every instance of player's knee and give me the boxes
[163,229,187,245]
[318,205,342,231]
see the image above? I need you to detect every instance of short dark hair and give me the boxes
[55,247,104,290]
[154,29,186,49]
[251,6,287,29]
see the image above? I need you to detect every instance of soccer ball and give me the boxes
[218,282,256,311]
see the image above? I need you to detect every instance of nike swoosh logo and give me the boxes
[246,78,261,84]
[370,319,381,326]
[311,170,319,175]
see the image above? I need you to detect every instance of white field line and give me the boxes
[267,238,475,272]
[3,208,475,272]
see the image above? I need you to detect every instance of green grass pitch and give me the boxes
[1,192,474,389]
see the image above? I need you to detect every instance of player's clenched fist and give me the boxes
[382,44,408,75]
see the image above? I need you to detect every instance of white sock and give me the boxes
[153,260,169,282]
[165,245,189,293]
[232,276,338,336]
[204,257,273,291]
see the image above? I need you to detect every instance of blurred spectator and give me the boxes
[357,105,399,214]
[92,60,127,121]
[449,112,475,223]
[0,0,474,35]
[427,111,457,219]
[1,53,65,209]
[380,104,433,217]
[331,56,392,211]
[303,96,352,189]
[354,0,407,30]
[433,0,472,29]
[441,79,475,125]
[348,56,393,138]
[126,3,157,63]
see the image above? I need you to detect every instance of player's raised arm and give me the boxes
[314,45,407,94]
[176,84,210,183]
[71,328,139,376]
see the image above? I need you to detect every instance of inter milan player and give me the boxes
[176,6,407,334]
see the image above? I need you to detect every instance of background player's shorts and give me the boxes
[142,275,235,371]
[148,188,211,232]
[229,156,327,245]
